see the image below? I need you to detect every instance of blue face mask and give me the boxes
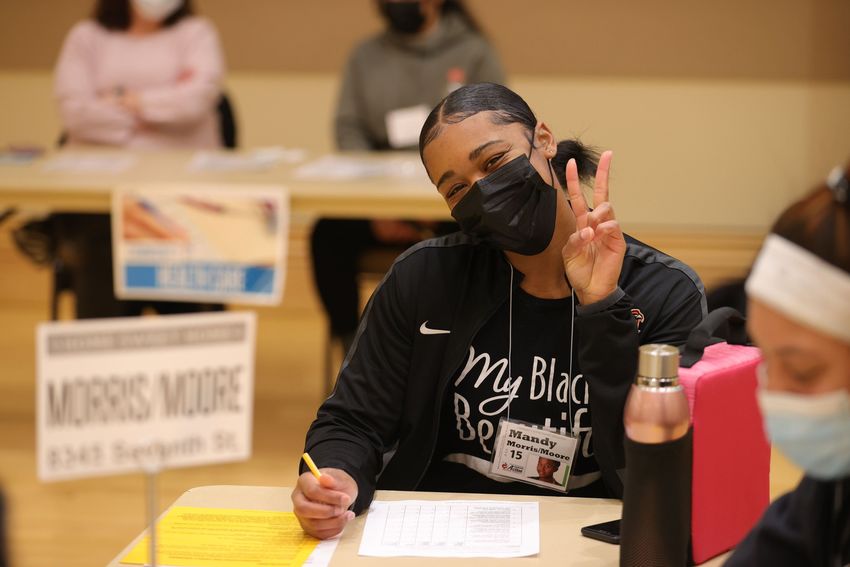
[756,365,850,480]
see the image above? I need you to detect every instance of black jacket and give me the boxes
[304,232,706,513]
[726,476,850,566]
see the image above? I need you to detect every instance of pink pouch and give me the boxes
[678,309,770,564]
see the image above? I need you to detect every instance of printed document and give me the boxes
[121,506,319,567]
[358,500,539,558]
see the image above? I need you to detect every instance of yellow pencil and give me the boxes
[302,452,322,479]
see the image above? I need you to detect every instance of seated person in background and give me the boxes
[50,0,226,318]
[56,0,224,149]
[311,0,505,351]
[293,83,706,539]
[726,165,850,566]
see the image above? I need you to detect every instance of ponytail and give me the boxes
[551,139,600,187]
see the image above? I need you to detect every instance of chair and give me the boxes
[216,93,238,149]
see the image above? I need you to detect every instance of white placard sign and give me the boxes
[385,104,430,149]
[112,184,288,305]
[36,311,255,482]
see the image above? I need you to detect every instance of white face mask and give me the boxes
[131,0,183,22]
[756,363,850,480]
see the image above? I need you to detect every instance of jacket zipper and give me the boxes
[834,480,848,567]
[413,262,515,489]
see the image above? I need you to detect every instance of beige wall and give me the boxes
[1,1,848,231]
[2,0,849,79]
[2,70,848,230]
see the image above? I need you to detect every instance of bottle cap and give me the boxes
[636,344,680,387]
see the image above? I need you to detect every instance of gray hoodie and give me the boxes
[335,13,506,151]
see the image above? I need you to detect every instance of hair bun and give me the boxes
[551,139,600,187]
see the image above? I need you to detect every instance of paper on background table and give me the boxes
[188,148,306,172]
[293,154,427,181]
[42,153,136,173]
[358,500,539,558]
[121,506,319,567]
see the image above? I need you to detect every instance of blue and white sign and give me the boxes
[112,184,288,305]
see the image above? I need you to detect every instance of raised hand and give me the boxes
[291,467,359,539]
[561,151,627,306]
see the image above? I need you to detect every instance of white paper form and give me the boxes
[304,537,340,567]
[358,500,539,558]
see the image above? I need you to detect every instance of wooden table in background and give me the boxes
[0,148,765,290]
[0,150,450,220]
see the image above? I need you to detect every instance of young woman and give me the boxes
[55,0,224,149]
[312,0,505,352]
[294,83,706,539]
[726,166,850,566]
[50,0,226,318]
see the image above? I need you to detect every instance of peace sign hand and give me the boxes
[562,151,627,306]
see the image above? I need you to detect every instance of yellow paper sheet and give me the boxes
[121,506,318,567]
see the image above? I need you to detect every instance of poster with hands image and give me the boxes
[112,183,288,305]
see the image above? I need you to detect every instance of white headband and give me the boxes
[746,234,850,343]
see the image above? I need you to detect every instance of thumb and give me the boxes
[562,227,593,261]
[318,472,338,490]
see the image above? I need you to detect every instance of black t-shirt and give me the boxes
[420,286,606,497]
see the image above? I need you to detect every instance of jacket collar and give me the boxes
[437,247,521,386]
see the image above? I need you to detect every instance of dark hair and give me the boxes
[377,0,484,35]
[93,0,193,30]
[551,139,600,187]
[771,165,850,273]
[441,0,483,35]
[419,82,599,184]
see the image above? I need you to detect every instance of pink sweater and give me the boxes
[54,17,225,149]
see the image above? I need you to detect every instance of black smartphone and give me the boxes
[580,519,621,545]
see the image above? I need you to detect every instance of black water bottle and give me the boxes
[620,344,692,567]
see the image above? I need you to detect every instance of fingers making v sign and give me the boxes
[561,151,627,306]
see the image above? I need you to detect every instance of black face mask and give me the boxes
[381,1,426,35]
[451,147,558,256]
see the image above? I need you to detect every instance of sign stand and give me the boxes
[139,447,164,567]
[145,464,159,567]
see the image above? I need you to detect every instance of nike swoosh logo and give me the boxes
[419,321,451,335]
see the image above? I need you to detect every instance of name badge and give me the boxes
[490,419,577,493]
[385,104,430,149]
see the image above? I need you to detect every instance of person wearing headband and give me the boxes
[726,165,850,566]
[293,83,706,539]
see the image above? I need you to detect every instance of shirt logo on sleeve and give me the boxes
[631,308,645,331]
[419,321,451,335]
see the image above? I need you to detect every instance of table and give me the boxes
[0,150,450,219]
[106,485,730,566]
